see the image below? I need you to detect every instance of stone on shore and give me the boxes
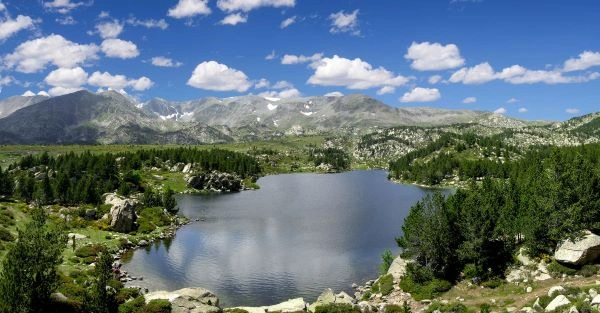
[145,287,221,313]
[233,298,306,313]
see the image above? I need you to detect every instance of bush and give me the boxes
[380,249,394,275]
[481,278,504,289]
[378,274,394,296]
[462,263,477,279]
[118,295,145,313]
[0,227,14,242]
[425,302,471,313]
[547,260,577,277]
[143,299,171,313]
[315,303,361,313]
[578,265,599,277]
[137,207,171,234]
[75,244,104,258]
[399,276,451,301]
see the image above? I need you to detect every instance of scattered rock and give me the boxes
[387,256,411,281]
[145,287,220,313]
[590,288,598,298]
[548,286,566,297]
[526,286,533,293]
[138,240,149,247]
[569,305,579,313]
[182,163,193,174]
[517,247,534,266]
[591,294,600,305]
[186,171,242,192]
[521,307,534,313]
[308,288,336,312]
[555,231,600,265]
[545,295,571,312]
[533,298,543,311]
[50,292,68,303]
[234,298,305,313]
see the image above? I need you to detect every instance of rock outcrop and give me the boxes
[545,295,570,312]
[186,171,242,192]
[554,231,600,265]
[387,256,410,282]
[104,193,137,233]
[145,287,221,313]
[308,288,354,312]
[234,298,306,313]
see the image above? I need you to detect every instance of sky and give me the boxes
[0,0,599,121]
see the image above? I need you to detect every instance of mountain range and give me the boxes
[0,90,596,144]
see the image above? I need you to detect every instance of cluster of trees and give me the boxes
[389,133,518,185]
[0,148,261,206]
[397,144,600,287]
[308,147,351,171]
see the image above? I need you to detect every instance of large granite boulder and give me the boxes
[545,295,570,312]
[554,231,600,265]
[234,298,306,313]
[308,289,354,312]
[145,287,221,313]
[104,194,137,233]
[387,256,410,281]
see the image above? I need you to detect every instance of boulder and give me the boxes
[555,231,600,265]
[533,298,543,311]
[183,163,193,174]
[570,306,579,313]
[590,288,598,298]
[548,286,566,297]
[234,298,305,313]
[387,256,410,281]
[308,288,336,312]
[357,301,372,313]
[591,295,600,305]
[50,292,68,304]
[545,295,570,312]
[517,247,534,266]
[187,171,242,192]
[145,287,221,313]
[104,194,137,233]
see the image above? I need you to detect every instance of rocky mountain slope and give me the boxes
[0,94,49,119]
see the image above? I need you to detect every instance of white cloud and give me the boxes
[219,13,247,25]
[563,51,600,72]
[428,75,442,85]
[187,61,251,92]
[518,107,528,113]
[449,62,496,84]
[272,80,293,89]
[265,50,276,60]
[22,90,36,97]
[503,69,598,84]
[217,0,295,12]
[280,16,296,28]
[0,3,5,11]
[151,56,182,67]
[281,53,323,65]
[37,90,50,97]
[493,107,507,114]
[129,76,153,91]
[565,108,580,115]
[377,86,395,95]
[126,17,168,30]
[254,78,270,89]
[405,42,465,71]
[44,67,88,89]
[462,96,477,104]
[101,38,139,59]
[329,9,359,35]
[56,16,77,25]
[308,55,410,89]
[168,0,211,19]
[98,11,110,19]
[0,15,35,41]
[507,97,519,104]
[4,34,99,73]
[44,0,89,14]
[324,91,343,97]
[48,86,83,96]
[95,20,123,39]
[259,88,300,99]
[400,87,440,103]
[88,71,154,91]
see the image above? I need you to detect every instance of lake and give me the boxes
[122,170,445,307]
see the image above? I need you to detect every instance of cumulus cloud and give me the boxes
[56,16,77,25]
[565,108,580,115]
[47,86,83,96]
[0,3,5,11]
[377,86,395,95]
[87,71,153,91]
[449,62,496,84]
[187,61,251,92]
[254,78,270,89]
[126,17,168,30]
[22,90,36,97]
[0,15,35,41]
[428,75,442,84]
[217,0,295,12]
[462,96,477,104]
[405,42,465,71]
[281,53,323,65]
[518,107,528,113]
[329,9,359,35]
[324,91,344,97]
[280,16,296,28]
[4,34,99,73]
[400,87,440,103]
[493,107,507,114]
[0,75,13,86]
[44,0,90,14]
[507,97,519,104]
[101,38,139,59]
[168,0,211,19]
[95,20,123,39]
[219,13,247,25]
[259,88,300,99]
[44,67,87,96]
[563,51,600,72]
[151,56,182,67]
[307,55,410,90]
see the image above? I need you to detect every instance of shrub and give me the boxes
[481,278,504,289]
[399,276,451,301]
[75,244,104,258]
[425,302,471,313]
[0,227,14,242]
[380,249,394,275]
[137,207,171,234]
[378,274,394,296]
[578,265,599,277]
[143,299,171,313]
[547,260,577,277]
[118,295,145,313]
[462,263,477,280]
[315,303,361,313]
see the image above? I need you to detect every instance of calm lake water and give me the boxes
[122,170,445,307]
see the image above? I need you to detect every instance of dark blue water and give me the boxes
[123,170,445,306]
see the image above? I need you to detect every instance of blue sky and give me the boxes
[0,0,599,121]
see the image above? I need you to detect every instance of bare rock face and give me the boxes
[186,171,242,192]
[104,193,137,233]
[554,231,600,265]
[145,288,221,313]
[234,298,306,313]
[387,256,410,282]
